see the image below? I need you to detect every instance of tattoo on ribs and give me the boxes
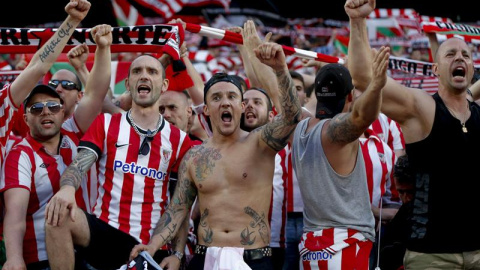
[200,208,213,244]
[192,145,221,182]
[244,207,269,245]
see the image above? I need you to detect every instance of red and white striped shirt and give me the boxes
[0,131,88,264]
[269,147,288,248]
[78,112,193,244]
[287,143,304,213]
[0,84,19,172]
[360,131,400,208]
[368,113,405,153]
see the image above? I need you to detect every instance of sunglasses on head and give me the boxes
[48,80,80,91]
[27,101,63,116]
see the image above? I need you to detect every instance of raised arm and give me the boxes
[9,0,91,107]
[129,149,197,260]
[328,47,390,144]
[345,0,429,128]
[67,43,90,87]
[45,149,97,226]
[73,24,113,133]
[242,21,281,111]
[255,42,302,151]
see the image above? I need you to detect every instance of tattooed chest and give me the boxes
[191,146,222,182]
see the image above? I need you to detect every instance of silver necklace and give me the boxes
[127,110,162,137]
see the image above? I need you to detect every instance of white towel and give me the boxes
[204,247,252,270]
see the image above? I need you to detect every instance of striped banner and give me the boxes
[184,23,345,64]
[422,21,480,42]
[0,25,178,54]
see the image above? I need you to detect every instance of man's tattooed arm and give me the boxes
[326,113,361,144]
[262,68,302,151]
[171,215,190,254]
[150,150,198,250]
[60,149,97,190]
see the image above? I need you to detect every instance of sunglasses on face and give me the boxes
[48,80,80,91]
[27,101,63,116]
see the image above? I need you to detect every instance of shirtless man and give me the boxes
[129,41,302,270]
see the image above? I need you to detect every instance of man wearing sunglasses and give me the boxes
[0,85,92,270]
[0,21,114,269]
[0,0,90,174]
[45,40,195,269]
[0,0,91,268]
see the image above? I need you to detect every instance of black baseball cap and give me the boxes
[315,64,353,119]
[24,84,64,108]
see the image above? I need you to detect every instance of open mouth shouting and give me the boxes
[452,67,466,78]
[137,84,151,97]
[221,111,233,123]
[245,111,257,122]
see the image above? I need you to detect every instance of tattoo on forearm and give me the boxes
[262,70,301,151]
[328,113,360,143]
[61,150,96,189]
[39,22,73,62]
[191,145,221,182]
[200,208,213,244]
[244,207,269,245]
[171,216,189,251]
[153,211,178,243]
[151,149,196,247]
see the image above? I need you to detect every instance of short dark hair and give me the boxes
[245,87,273,112]
[230,74,248,93]
[203,72,243,104]
[289,70,305,87]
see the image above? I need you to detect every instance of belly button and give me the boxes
[243,173,247,178]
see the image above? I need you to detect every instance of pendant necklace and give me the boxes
[445,101,469,133]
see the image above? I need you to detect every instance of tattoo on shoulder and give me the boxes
[190,145,221,182]
[61,149,96,189]
[200,208,213,244]
[327,113,360,143]
[242,206,269,245]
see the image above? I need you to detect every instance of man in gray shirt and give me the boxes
[291,47,389,270]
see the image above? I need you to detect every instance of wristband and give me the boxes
[172,250,184,260]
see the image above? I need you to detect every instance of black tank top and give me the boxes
[405,92,480,253]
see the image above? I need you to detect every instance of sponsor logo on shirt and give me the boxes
[114,160,167,181]
[115,142,131,148]
[302,251,333,261]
